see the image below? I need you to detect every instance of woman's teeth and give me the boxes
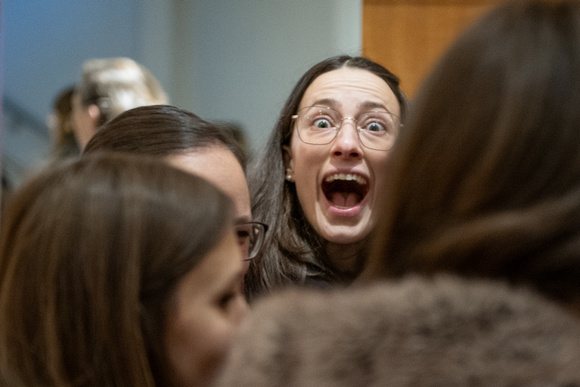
[324,173,368,185]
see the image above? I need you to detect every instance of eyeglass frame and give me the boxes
[234,221,269,261]
[291,105,402,151]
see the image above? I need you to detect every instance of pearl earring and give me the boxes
[285,168,294,182]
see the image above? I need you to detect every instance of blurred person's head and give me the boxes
[72,57,168,149]
[84,105,264,270]
[366,0,580,313]
[46,86,80,159]
[0,152,247,386]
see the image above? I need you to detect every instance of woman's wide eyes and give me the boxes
[364,121,385,132]
[313,118,332,128]
[309,114,389,132]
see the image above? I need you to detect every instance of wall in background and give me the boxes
[2,0,143,185]
[177,1,362,148]
[2,0,362,186]
[3,1,142,117]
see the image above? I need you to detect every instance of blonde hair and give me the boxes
[77,57,168,125]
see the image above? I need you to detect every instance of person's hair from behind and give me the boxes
[47,85,80,159]
[366,0,580,313]
[0,152,245,386]
[72,57,168,149]
[84,104,245,170]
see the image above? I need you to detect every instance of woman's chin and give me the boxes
[317,224,372,246]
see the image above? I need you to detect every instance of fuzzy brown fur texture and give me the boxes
[214,275,580,387]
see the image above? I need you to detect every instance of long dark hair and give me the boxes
[366,1,580,311]
[245,55,407,300]
[0,153,233,385]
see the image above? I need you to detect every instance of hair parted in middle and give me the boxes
[244,55,408,300]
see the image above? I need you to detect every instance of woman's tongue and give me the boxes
[328,191,360,208]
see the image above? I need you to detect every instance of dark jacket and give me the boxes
[214,275,580,387]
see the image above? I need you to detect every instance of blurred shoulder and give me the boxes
[216,275,580,387]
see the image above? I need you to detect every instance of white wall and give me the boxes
[2,0,362,182]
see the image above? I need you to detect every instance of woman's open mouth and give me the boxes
[322,173,369,209]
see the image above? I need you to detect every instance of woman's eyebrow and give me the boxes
[307,99,393,114]
[310,98,338,108]
[359,101,389,111]
[234,216,252,225]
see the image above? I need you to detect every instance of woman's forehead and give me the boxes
[299,67,400,116]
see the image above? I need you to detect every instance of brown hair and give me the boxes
[245,55,407,300]
[0,152,232,385]
[84,104,246,170]
[366,1,580,310]
[49,86,80,159]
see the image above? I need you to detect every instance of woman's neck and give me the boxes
[324,239,367,281]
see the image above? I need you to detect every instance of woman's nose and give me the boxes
[331,119,363,158]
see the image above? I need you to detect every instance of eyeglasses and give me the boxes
[292,105,401,151]
[235,221,268,261]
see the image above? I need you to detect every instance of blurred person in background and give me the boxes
[46,85,80,160]
[71,57,168,149]
[84,105,267,278]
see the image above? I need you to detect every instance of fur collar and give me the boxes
[215,275,580,386]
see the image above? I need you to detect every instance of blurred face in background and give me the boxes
[167,146,253,272]
[164,228,247,387]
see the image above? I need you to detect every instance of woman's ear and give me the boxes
[282,145,293,171]
[282,145,295,183]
